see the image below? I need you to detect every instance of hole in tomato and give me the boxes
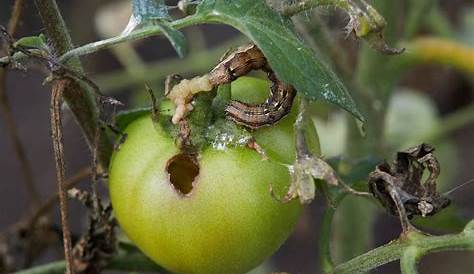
[166,153,199,195]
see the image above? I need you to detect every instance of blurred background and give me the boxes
[0,0,473,273]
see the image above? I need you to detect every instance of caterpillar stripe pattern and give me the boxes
[208,44,297,129]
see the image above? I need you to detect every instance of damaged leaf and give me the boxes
[69,188,117,274]
[276,100,339,204]
[345,0,405,55]
[194,0,365,123]
[13,34,48,51]
[123,0,188,57]
[368,143,451,232]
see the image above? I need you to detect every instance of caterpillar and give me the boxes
[166,43,296,128]
[208,43,297,129]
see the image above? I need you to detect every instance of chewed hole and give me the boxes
[166,153,199,195]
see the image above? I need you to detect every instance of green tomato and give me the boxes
[109,77,318,274]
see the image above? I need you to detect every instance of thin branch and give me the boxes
[332,238,405,274]
[90,123,101,212]
[400,246,421,274]
[277,0,349,17]
[50,79,74,274]
[59,14,203,63]
[332,221,474,274]
[403,0,433,40]
[319,204,337,273]
[402,104,474,147]
[401,37,474,76]
[34,0,113,168]
[13,250,171,274]
[27,167,91,227]
[0,0,40,205]
[7,0,25,35]
[95,36,247,93]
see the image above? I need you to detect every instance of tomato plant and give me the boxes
[2,1,474,274]
[109,77,318,274]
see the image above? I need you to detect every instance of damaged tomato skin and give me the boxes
[108,77,315,274]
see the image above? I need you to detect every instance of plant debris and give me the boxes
[368,143,451,232]
[69,188,117,274]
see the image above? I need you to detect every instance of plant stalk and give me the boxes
[49,79,73,274]
[332,221,474,274]
[13,250,170,274]
[34,0,113,168]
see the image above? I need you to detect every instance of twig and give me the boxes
[59,14,203,63]
[277,0,349,17]
[90,123,101,212]
[403,0,433,40]
[401,37,474,76]
[331,220,474,274]
[0,0,40,205]
[13,250,171,274]
[7,0,25,35]
[399,246,421,274]
[34,0,113,168]
[95,36,247,93]
[50,79,74,274]
[27,167,91,227]
[319,204,337,273]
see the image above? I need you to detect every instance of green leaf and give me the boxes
[413,206,468,232]
[125,0,188,57]
[194,0,364,122]
[115,108,151,131]
[154,20,188,58]
[13,34,48,50]
[132,0,171,21]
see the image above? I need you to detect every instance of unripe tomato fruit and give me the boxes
[109,77,318,274]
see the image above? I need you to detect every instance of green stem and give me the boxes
[403,0,433,40]
[13,251,170,274]
[400,246,421,274]
[95,36,247,93]
[319,204,337,273]
[60,14,204,62]
[408,104,474,146]
[332,239,405,274]
[332,221,474,274]
[110,44,147,80]
[34,0,113,167]
[278,0,349,16]
[426,2,455,38]
[400,37,474,76]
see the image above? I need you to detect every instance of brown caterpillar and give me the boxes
[208,44,297,129]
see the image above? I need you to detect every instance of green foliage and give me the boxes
[194,0,365,123]
[4,0,474,274]
[13,34,48,50]
[131,0,171,21]
[128,0,188,57]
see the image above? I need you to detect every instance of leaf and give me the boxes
[13,34,48,50]
[154,20,188,58]
[115,108,151,131]
[124,0,188,57]
[194,0,364,122]
[132,0,171,21]
[414,206,467,232]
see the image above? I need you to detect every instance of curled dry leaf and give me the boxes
[368,143,451,232]
[69,188,117,274]
[273,100,339,204]
[346,0,405,55]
